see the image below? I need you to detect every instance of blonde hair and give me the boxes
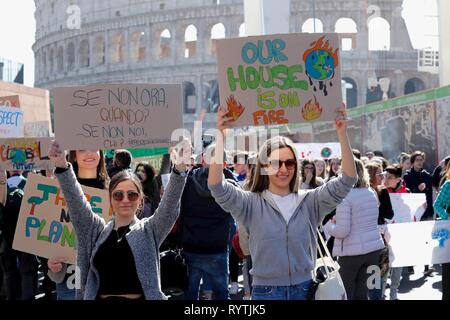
[354,159,370,188]
[250,136,300,193]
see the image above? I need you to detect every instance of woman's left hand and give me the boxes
[335,103,348,137]
[171,138,192,173]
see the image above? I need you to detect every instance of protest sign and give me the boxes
[387,220,450,267]
[0,105,24,137]
[388,193,426,223]
[53,84,182,150]
[294,142,341,159]
[0,137,53,171]
[24,121,51,137]
[216,33,342,128]
[12,173,112,264]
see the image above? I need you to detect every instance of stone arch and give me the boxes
[183,81,197,113]
[302,18,323,33]
[184,24,198,58]
[79,39,90,67]
[210,23,226,55]
[368,17,390,51]
[404,77,426,95]
[111,33,125,63]
[66,42,75,71]
[131,31,146,62]
[159,29,171,59]
[335,18,357,51]
[342,77,358,108]
[56,46,64,72]
[94,35,105,65]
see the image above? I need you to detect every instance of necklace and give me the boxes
[115,228,127,243]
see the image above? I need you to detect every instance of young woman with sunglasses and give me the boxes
[47,139,190,300]
[47,149,109,300]
[208,104,357,300]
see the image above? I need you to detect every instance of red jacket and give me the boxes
[387,184,410,194]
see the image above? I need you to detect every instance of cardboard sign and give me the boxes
[294,142,341,159]
[0,137,54,171]
[388,193,426,223]
[24,121,51,137]
[53,84,183,150]
[387,220,450,268]
[12,173,112,264]
[0,105,24,137]
[0,95,20,108]
[216,33,342,128]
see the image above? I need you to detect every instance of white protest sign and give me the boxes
[387,220,450,268]
[0,105,24,137]
[294,143,341,159]
[388,193,426,223]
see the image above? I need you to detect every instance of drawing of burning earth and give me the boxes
[225,95,245,122]
[303,36,339,96]
[302,95,323,121]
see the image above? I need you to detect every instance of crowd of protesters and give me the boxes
[1,108,450,301]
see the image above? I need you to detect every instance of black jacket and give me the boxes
[403,168,434,219]
[180,167,237,254]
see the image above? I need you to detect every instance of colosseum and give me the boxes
[33,0,439,132]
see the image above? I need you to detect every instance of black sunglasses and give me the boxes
[269,159,297,170]
[112,190,140,202]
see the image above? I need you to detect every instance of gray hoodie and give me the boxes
[55,166,186,300]
[209,174,357,286]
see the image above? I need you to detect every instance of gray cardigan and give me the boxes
[55,166,186,300]
[209,174,357,286]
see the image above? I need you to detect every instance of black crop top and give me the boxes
[93,225,144,296]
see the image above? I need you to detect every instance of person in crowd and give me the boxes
[432,156,450,190]
[314,159,327,180]
[47,149,109,300]
[365,152,375,160]
[47,139,190,300]
[135,162,161,218]
[352,149,361,160]
[324,159,384,300]
[300,159,324,190]
[366,161,394,299]
[384,164,411,300]
[107,149,132,178]
[326,157,342,182]
[233,152,249,185]
[208,104,357,300]
[180,144,236,300]
[433,163,450,300]
[0,170,37,300]
[398,153,411,177]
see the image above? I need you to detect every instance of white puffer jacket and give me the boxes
[324,188,385,257]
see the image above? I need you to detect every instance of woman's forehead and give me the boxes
[114,179,138,191]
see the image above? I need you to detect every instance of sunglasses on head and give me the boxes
[112,190,140,202]
[268,159,297,170]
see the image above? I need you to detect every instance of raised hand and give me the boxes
[48,141,68,169]
[217,106,234,137]
[47,257,67,273]
[171,137,192,173]
[335,103,348,137]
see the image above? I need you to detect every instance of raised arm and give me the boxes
[0,170,6,206]
[434,181,450,220]
[48,141,105,239]
[146,138,190,246]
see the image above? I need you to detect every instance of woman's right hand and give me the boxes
[217,106,234,137]
[48,141,69,169]
[47,257,66,273]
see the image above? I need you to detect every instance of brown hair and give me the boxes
[301,159,319,188]
[366,161,383,189]
[354,159,370,188]
[250,136,299,193]
[69,150,109,189]
[314,158,327,179]
[410,150,425,164]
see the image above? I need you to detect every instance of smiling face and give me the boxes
[111,179,142,219]
[75,150,100,170]
[314,160,325,177]
[266,147,296,193]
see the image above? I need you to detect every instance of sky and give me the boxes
[0,0,440,87]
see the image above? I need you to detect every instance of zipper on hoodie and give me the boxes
[285,224,292,285]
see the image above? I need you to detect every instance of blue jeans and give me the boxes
[252,280,314,300]
[183,251,229,300]
[56,282,75,300]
